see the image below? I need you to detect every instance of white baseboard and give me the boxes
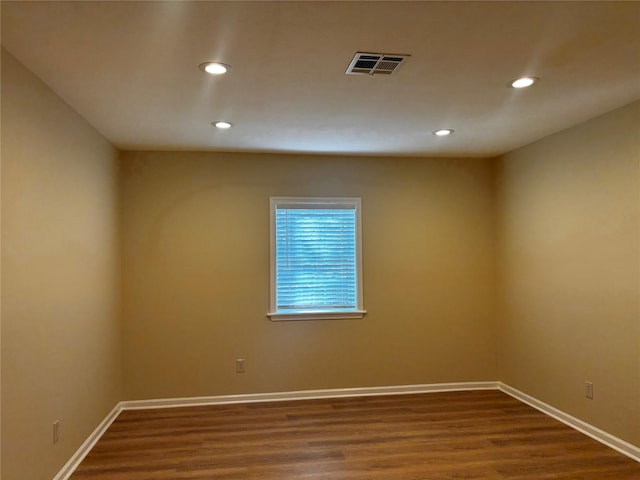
[120,381,498,410]
[53,381,639,479]
[52,402,124,480]
[498,382,640,462]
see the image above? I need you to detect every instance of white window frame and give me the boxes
[268,197,366,321]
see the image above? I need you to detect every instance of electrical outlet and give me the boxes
[236,358,245,373]
[585,381,594,399]
[53,420,60,443]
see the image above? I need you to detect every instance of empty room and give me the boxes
[1,1,639,479]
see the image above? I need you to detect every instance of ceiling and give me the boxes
[2,1,639,158]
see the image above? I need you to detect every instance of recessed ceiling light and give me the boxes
[510,76,538,89]
[213,121,232,129]
[199,62,231,75]
[433,129,454,136]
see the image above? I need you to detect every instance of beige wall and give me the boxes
[496,101,640,446]
[1,50,123,479]
[120,151,498,400]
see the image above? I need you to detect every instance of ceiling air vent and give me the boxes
[346,52,410,76]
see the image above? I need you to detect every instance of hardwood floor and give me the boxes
[70,390,640,479]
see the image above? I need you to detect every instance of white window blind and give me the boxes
[269,197,365,320]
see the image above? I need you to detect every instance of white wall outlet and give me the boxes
[585,381,594,399]
[236,358,245,373]
[53,420,60,443]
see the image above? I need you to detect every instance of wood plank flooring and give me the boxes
[70,390,640,479]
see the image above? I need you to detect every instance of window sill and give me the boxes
[267,310,367,322]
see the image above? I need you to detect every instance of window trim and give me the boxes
[268,196,366,321]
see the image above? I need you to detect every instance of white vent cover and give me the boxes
[346,52,410,76]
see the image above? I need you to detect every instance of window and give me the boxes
[268,197,365,321]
